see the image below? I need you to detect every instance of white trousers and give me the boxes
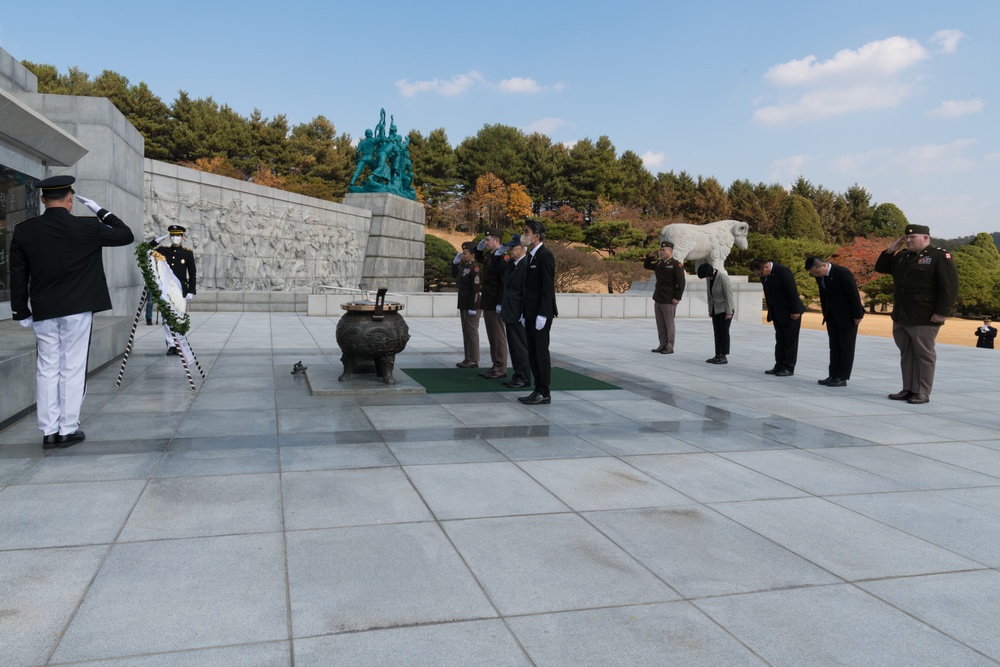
[32,312,93,436]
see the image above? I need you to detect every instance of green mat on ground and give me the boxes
[401,367,620,394]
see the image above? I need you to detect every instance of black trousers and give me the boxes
[772,318,801,371]
[711,313,731,356]
[505,320,531,383]
[827,322,859,379]
[525,318,553,396]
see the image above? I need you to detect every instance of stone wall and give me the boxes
[343,192,425,293]
[144,160,374,294]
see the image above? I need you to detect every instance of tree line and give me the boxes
[26,62,1000,315]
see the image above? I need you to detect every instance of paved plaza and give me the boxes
[1,312,999,666]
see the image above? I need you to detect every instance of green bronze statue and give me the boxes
[348,108,417,200]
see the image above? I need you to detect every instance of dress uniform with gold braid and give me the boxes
[154,225,197,354]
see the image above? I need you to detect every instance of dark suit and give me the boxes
[814,263,865,379]
[975,325,997,349]
[10,207,134,321]
[493,251,530,383]
[761,262,805,372]
[523,243,557,397]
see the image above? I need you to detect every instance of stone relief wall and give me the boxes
[144,160,373,292]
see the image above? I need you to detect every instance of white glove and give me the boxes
[453,251,462,264]
[154,233,169,245]
[74,195,102,213]
[185,293,194,301]
[496,305,501,314]
[467,310,476,316]
[536,315,547,330]
[476,239,487,251]
[19,316,33,328]
[494,246,506,256]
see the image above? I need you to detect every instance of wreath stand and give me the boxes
[116,287,206,391]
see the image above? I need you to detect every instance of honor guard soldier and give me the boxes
[874,224,959,404]
[10,175,135,448]
[154,225,197,354]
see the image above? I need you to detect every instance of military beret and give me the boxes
[36,175,75,195]
[168,225,186,235]
[483,228,502,239]
[660,241,674,249]
[905,224,930,235]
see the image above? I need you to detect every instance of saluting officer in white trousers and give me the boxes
[9,175,135,449]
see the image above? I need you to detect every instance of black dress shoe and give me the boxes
[505,379,530,389]
[651,347,665,353]
[166,346,179,356]
[660,349,674,354]
[706,356,720,363]
[764,368,780,375]
[818,377,833,385]
[888,389,914,401]
[825,378,847,387]
[58,431,86,448]
[710,356,728,364]
[518,391,542,403]
[42,433,63,449]
[521,393,551,405]
[774,369,794,377]
[907,393,929,404]
[456,360,478,369]
[145,318,153,326]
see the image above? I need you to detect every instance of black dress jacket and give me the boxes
[154,244,197,296]
[761,262,805,324]
[10,207,135,321]
[815,263,865,326]
[523,243,557,321]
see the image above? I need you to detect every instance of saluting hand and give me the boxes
[74,195,102,214]
[886,236,904,254]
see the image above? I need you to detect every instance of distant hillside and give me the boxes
[937,232,1000,251]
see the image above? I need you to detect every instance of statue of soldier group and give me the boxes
[451,219,961,408]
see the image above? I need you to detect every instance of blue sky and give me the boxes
[2,0,997,238]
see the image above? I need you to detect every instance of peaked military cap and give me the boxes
[36,175,75,196]
[168,225,186,235]
[905,224,930,235]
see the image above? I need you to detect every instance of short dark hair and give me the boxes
[524,219,546,240]
[804,256,824,270]
[748,259,766,272]
[696,263,715,279]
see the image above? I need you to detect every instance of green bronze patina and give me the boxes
[349,108,417,200]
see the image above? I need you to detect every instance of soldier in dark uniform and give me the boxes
[474,228,508,378]
[451,241,482,368]
[10,176,135,448]
[874,224,959,404]
[975,318,996,349]
[153,225,197,354]
[643,241,686,354]
[491,234,531,388]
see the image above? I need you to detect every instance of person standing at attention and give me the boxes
[749,258,804,377]
[518,220,557,405]
[452,241,482,368]
[975,318,996,349]
[643,241,685,354]
[10,176,135,449]
[874,225,959,404]
[474,228,508,379]
[805,256,865,387]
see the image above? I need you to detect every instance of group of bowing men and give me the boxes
[451,220,557,405]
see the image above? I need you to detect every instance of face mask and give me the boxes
[171,236,182,245]
[520,234,531,247]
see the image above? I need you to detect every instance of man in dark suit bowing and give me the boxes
[806,256,865,387]
[10,176,135,448]
[750,258,805,376]
[518,220,557,405]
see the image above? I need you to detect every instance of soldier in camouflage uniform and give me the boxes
[874,224,959,404]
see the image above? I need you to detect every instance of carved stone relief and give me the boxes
[145,186,363,292]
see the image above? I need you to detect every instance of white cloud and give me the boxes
[769,155,811,182]
[562,140,579,150]
[894,138,976,174]
[755,36,929,125]
[498,77,542,94]
[641,151,665,169]
[395,71,485,97]
[930,29,964,54]
[523,117,570,135]
[928,98,983,118]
